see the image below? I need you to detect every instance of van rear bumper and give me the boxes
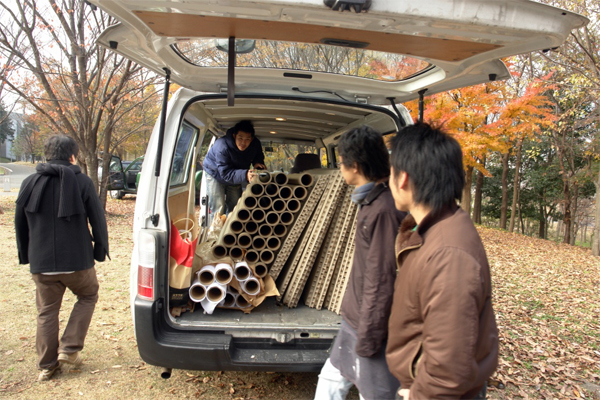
[134,298,332,372]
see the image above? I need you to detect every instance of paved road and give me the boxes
[0,162,36,196]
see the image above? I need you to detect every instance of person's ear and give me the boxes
[398,171,410,189]
[69,154,76,164]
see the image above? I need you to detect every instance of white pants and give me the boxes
[314,359,366,400]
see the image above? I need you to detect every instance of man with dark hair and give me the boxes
[15,135,109,381]
[315,126,406,400]
[386,123,498,399]
[202,120,265,223]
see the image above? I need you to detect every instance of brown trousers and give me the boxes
[32,268,99,370]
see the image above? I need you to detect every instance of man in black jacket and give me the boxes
[15,135,109,381]
[314,126,406,400]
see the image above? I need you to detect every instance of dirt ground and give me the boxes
[1,194,599,399]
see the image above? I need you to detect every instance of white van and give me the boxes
[90,0,585,375]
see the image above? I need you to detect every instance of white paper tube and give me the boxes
[242,276,261,296]
[189,279,206,302]
[234,261,252,282]
[215,263,233,285]
[220,292,237,308]
[200,282,226,314]
[198,265,216,286]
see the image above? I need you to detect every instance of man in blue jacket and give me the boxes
[202,120,265,223]
[15,135,109,382]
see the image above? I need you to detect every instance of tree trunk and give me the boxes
[473,156,485,224]
[500,152,510,230]
[594,168,600,256]
[570,185,578,246]
[509,142,523,233]
[461,165,474,216]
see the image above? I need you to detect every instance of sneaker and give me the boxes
[38,364,60,381]
[58,352,82,366]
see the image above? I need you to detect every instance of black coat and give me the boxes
[15,160,109,274]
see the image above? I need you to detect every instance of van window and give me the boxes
[262,142,325,172]
[170,121,198,187]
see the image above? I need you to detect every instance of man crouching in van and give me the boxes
[314,126,406,400]
[386,123,498,399]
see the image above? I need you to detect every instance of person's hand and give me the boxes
[246,169,256,182]
[253,163,266,170]
[397,388,410,400]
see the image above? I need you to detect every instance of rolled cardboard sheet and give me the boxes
[272,172,288,185]
[252,236,266,251]
[235,294,251,309]
[278,186,292,200]
[242,276,261,296]
[189,278,206,302]
[244,221,258,234]
[266,236,281,251]
[287,173,313,186]
[211,244,228,258]
[251,208,265,223]
[258,224,272,237]
[265,211,280,225]
[251,263,268,278]
[265,183,279,197]
[272,199,286,212]
[198,265,216,285]
[237,232,253,249]
[273,224,287,237]
[200,282,226,314]
[293,186,307,200]
[230,220,244,234]
[215,263,233,285]
[280,211,294,225]
[234,261,252,282]
[260,249,274,264]
[286,199,301,213]
[258,196,272,210]
[248,182,265,197]
[245,249,259,263]
[229,246,244,260]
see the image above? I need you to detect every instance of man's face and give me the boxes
[338,156,359,186]
[390,167,410,212]
[234,130,253,151]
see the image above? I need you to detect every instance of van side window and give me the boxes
[170,121,198,187]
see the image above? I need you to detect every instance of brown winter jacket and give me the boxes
[386,205,498,399]
[340,181,406,357]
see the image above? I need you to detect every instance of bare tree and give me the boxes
[0,0,161,207]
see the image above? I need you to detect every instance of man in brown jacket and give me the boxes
[386,123,498,399]
[314,126,406,400]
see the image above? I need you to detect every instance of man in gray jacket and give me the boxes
[314,126,406,400]
[15,135,109,381]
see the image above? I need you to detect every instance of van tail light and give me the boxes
[137,230,157,301]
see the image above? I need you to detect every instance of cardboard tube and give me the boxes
[265,183,279,197]
[258,224,272,237]
[242,277,261,296]
[198,265,216,286]
[265,211,280,225]
[251,208,265,223]
[236,295,250,309]
[278,186,292,200]
[189,280,206,302]
[242,195,257,209]
[233,207,251,222]
[252,263,268,278]
[293,186,307,200]
[221,292,237,307]
[273,224,287,237]
[245,249,259,263]
[215,263,233,285]
[237,233,252,249]
[248,182,265,197]
[280,211,294,225]
[230,220,244,234]
[234,261,251,281]
[253,171,271,184]
[252,236,266,251]
[258,196,272,210]
[229,246,244,260]
[272,199,286,212]
[286,199,301,213]
[287,173,313,186]
[266,236,281,251]
[260,249,274,264]
[212,244,228,258]
[244,221,258,234]
[222,232,237,247]
[272,172,288,185]
[201,282,226,314]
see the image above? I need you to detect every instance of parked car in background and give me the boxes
[108,156,144,199]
